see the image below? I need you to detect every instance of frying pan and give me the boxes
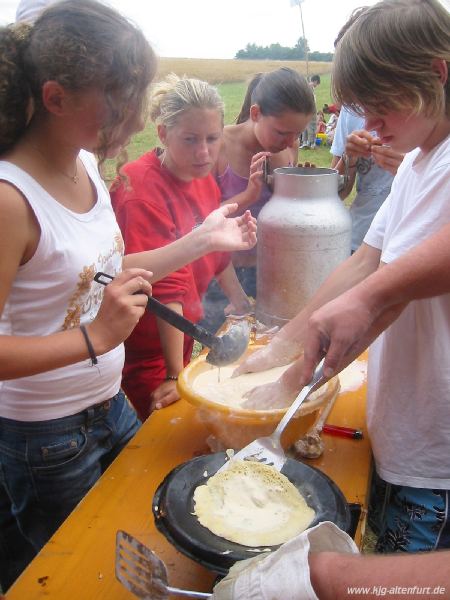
[152,453,351,575]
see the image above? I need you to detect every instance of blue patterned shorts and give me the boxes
[369,473,450,552]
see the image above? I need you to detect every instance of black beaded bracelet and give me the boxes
[165,375,178,381]
[80,324,98,366]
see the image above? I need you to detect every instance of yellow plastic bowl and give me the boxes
[178,346,339,450]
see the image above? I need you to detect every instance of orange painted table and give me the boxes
[7,355,372,600]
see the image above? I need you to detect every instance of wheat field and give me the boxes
[155,57,332,84]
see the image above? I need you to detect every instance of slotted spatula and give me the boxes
[115,530,211,599]
[217,358,326,473]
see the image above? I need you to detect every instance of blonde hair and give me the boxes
[149,73,224,128]
[332,0,450,118]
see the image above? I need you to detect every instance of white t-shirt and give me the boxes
[364,133,450,488]
[0,152,125,421]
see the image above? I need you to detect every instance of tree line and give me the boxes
[235,37,333,62]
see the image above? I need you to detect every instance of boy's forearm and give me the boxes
[310,550,450,599]
[354,223,450,314]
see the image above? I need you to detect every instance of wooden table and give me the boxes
[7,355,371,599]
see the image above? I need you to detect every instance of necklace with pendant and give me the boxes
[30,144,79,184]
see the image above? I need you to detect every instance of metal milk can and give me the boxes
[256,167,352,327]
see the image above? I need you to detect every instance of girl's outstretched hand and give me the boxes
[89,268,153,354]
[201,205,257,252]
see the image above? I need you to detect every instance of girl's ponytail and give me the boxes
[0,23,33,153]
[235,73,264,124]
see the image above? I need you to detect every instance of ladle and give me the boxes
[94,272,250,367]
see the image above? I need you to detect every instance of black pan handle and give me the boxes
[94,272,219,350]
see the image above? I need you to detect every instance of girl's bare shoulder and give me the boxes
[223,123,242,143]
[0,180,40,265]
[215,125,241,174]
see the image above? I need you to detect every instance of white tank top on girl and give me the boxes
[0,151,125,421]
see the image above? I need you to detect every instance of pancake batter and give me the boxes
[192,363,324,409]
[193,460,315,546]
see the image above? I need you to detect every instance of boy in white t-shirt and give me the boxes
[234,0,450,554]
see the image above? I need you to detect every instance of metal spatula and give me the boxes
[217,358,326,473]
[115,530,211,599]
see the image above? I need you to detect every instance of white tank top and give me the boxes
[0,151,125,421]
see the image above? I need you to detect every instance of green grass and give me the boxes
[219,81,251,123]
[104,72,335,181]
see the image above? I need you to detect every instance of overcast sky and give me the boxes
[1,0,449,59]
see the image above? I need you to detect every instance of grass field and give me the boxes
[104,57,335,183]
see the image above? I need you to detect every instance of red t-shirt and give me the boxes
[111,150,229,415]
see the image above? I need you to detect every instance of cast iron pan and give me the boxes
[152,453,350,575]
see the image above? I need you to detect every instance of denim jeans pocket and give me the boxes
[28,426,101,512]
[29,426,89,477]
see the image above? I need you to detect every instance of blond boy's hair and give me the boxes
[332,0,450,118]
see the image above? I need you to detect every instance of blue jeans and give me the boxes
[0,391,140,591]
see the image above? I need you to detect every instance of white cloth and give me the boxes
[325,113,338,136]
[0,151,124,421]
[15,0,59,23]
[212,522,359,600]
[331,106,394,251]
[364,133,450,488]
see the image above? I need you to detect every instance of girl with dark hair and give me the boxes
[202,67,314,331]
[220,67,315,220]
[0,0,256,589]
